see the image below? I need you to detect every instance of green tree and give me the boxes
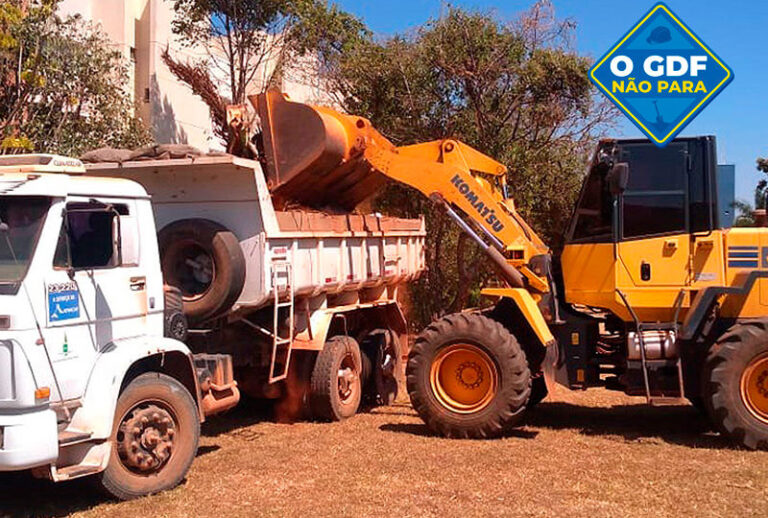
[164,0,367,151]
[0,1,150,155]
[327,2,615,326]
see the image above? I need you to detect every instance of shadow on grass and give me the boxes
[526,401,734,449]
[379,422,539,440]
[377,401,737,449]
[0,472,110,518]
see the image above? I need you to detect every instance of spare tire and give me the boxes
[159,219,246,324]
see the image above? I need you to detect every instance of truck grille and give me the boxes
[0,341,15,401]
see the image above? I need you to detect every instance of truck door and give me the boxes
[616,141,691,290]
[44,198,149,400]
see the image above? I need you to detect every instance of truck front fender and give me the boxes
[68,337,200,440]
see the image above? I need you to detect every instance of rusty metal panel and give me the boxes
[253,90,387,210]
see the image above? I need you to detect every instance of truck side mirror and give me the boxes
[607,162,629,196]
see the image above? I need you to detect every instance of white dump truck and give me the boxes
[0,152,424,499]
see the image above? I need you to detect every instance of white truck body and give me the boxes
[0,156,200,482]
[85,155,425,315]
[0,153,425,495]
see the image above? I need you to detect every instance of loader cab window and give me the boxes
[568,162,613,242]
[54,202,128,270]
[567,138,718,244]
[620,142,687,239]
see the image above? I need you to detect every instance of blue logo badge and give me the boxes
[48,283,80,322]
[590,3,733,147]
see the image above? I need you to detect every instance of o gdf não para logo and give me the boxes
[590,3,732,147]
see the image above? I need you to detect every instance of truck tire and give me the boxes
[360,329,401,406]
[703,321,768,449]
[159,219,246,324]
[310,336,363,421]
[97,372,200,500]
[407,313,531,438]
[163,285,188,342]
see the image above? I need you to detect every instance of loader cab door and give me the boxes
[564,137,719,319]
[615,141,691,288]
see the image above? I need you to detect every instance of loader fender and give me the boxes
[481,287,554,347]
[67,336,201,440]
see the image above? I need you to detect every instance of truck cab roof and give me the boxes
[0,155,148,199]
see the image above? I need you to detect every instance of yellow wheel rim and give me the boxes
[740,352,768,424]
[429,343,498,414]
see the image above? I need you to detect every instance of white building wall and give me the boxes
[58,0,218,150]
[57,0,334,151]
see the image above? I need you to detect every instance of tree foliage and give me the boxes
[0,1,150,155]
[165,0,367,150]
[326,3,615,327]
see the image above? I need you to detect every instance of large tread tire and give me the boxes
[703,320,768,449]
[97,373,200,500]
[407,313,531,439]
[159,219,246,324]
[310,336,363,421]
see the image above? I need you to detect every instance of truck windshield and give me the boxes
[0,197,51,283]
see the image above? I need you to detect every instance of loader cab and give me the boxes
[561,136,722,321]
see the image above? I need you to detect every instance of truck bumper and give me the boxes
[0,407,58,471]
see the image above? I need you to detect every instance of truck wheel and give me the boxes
[97,373,200,500]
[703,321,768,449]
[310,336,362,421]
[407,313,531,438]
[163,285,188,342]
[159,219,246,324]
[360,329,402,406]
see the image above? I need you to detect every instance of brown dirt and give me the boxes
[2,386,768,518]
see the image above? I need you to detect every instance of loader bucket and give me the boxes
[252,90,391,210]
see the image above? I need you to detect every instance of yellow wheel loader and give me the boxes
[256,91,768,449]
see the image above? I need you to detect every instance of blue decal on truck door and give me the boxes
[47,282,80,322]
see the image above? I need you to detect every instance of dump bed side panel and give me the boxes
[85,157,426,314]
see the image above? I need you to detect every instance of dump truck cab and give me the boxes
[0,155,231,500]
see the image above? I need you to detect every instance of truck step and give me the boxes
[649,397,688,406]
[54,464,102,480]
[58,430,93,446]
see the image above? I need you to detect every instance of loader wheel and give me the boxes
[703,320,768,449]
[310,336,362,421]
[407,313,531,438]
[97,373,200,500]
[159,219,245,324]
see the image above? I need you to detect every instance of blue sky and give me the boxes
[333,0,768,204]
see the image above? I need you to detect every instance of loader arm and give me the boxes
[253,90,551,293]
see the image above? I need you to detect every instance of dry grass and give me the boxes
[2,386,768,518]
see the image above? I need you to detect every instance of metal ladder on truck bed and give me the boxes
[269,261,294,383]
[617,289,687,406]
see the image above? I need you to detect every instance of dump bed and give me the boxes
[85,155,425,314]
